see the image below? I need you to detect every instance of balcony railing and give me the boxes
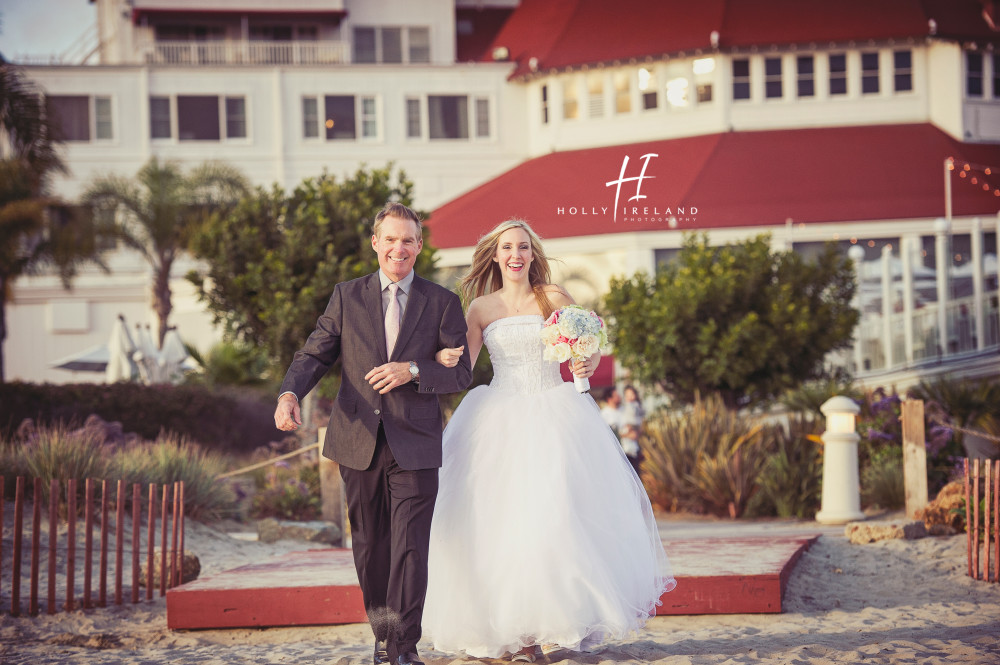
[142,40,349,66]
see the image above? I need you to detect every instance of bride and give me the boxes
[423,219,674,662]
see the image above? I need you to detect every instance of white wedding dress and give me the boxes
[423,315,675,658]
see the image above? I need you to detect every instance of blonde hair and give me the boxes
[459,219,556,318]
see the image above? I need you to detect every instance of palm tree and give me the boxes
[0,61,105,383]
[83,158,249,346]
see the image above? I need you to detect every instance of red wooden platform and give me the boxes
[166,535,816,630]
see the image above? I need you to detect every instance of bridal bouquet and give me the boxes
[540,304,610,393]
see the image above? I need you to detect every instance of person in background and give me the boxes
[600,387,623,438]
[620,385,646,474]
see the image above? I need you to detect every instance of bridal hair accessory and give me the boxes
[540,304,609,393]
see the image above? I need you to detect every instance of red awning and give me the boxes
[426,123,1000,249]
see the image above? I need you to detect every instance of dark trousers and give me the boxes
[339,424,439,661]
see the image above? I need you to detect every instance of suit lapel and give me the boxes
[364,272,389,363]
[391,276,427,361]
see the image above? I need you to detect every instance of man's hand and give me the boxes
[274,393,302,431]
[366,362,413,395]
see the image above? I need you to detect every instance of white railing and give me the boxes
[851,294,999,375]
[143,40,349,66]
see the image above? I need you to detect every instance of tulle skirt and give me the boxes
[423,382,675,658]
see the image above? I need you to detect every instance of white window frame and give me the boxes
[353,25,431,64]
[302,95,320,139]
[149,94,250,143]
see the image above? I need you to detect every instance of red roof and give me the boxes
[426,124,1000,249]
[488,0,999,78]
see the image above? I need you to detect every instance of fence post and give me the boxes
[132,483,141,603]
[115,480,124,605]
[99,479,109,607]
[84,478,94,608]
[974,459,981,580]
[901,399,929,519]
[66,479,76,611]
[11,477,24,617]
[965,458,973,577]
[160,484,169,596]
[147,484,156,600]
[47,479,58,614]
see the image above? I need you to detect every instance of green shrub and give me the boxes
[1,424,238,518]
[641,393,770,517]
[0,381,279,453]
[748,415,824,518]
[250,461,320,520]
[861,446,904,510]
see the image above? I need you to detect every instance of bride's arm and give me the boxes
[435,299,485,367]
[544,284,601,379]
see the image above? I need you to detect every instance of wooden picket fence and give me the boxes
[964,458,1000,583]
[1,476,186,616]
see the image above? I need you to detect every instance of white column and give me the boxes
[934,217,951,356]
[849,245,866,375]
[972,217,985,351]
[816,396,865,525]
[881,244,894,368]
[901,235,916,363]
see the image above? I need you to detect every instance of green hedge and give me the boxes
[0,382,280,453]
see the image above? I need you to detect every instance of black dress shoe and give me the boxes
[396,652,425,665]
[373,639,389,665]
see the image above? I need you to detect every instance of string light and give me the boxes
[948,155,1000,201]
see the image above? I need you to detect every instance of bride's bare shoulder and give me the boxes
[540,283,575,307]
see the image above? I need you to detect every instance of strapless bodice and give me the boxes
[483,315,563,394]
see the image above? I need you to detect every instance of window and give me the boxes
[614,71,631,114]
[541,84,550,124]
[325,95,356,140]
[353,26,430,64]
[968,51,984,97]
[732,58,750,100]
[302,97,319,138]
[406,97,421,138]
[178,96,220,140]
[587,72,604,118]
[225,97,246,139]
[765,57,782,99]
[829,53,847,95]
[150,96,171,139]
[638,68,657,109]
[408,27,430,63]
[46,96,90,141]
[95,97,113,140]
[353,27,376,63]
[693,57,714,103]
[893,50,912,92]
[861,51,880,94]
[382,27,402,63]
[797,55,814,97]
[563,78,579,119]
[361,96,378,139]
[665,77,689,107]
[475,97,490,138]
[428,95,468,139]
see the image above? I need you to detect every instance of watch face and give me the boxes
[409,364,419,375]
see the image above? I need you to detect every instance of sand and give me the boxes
[1,508,999,665]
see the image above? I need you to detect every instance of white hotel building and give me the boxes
[6,0,1000,388]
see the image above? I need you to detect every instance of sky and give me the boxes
[0,0,97,61]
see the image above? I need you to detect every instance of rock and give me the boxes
[256,518,342,545]
[138,549,201,586]
[916,481,966,533]
[845,519,928,544]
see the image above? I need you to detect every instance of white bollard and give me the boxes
[816,396,866,525]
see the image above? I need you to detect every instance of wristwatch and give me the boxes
[409,360,420,383]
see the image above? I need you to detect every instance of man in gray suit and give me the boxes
[274,202,472,665]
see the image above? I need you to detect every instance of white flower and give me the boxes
[540,325,562,345]
[543,342,573,362]
[574,334,599,358]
